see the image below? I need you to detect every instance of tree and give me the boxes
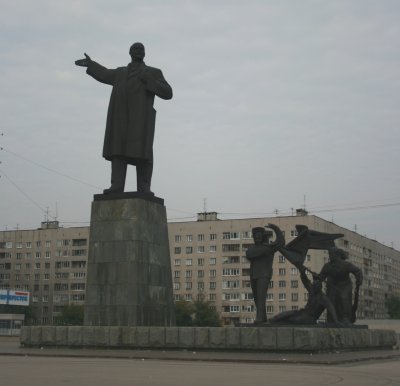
[54,305,84,325]
[386,295,400,319]
[192,298,221,327]
[175,301,194,326]
[175,298,221,327]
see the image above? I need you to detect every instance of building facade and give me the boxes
[0,213,399,325]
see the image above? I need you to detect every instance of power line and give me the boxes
[0,166,55,219]
[1,147,101,190]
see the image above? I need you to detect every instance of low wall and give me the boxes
[20,326,396,352]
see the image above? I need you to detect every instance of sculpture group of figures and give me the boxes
[246,224,363,326]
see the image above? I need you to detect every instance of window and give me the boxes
[279,280,286,288]
[15,263,21,270]
[209,245,217,253]
[185,270,192,278]
[35,252,41,259]
[24,274,30,280]
[267,305,274,313]
[71,294,85,301]
[210,233,217,241]
[223,256,240,264]
[242,231,252,239]
[174,259,181,266]
[72,272,86,279]
[72,249,86,256]
[242,280,251,288]
[34,273,40,281]
[209,269,216,277]
[173,283,180,290]
[186,235,192,242]
[55,272,69,279]
[267,293,273,301]
[16,253,23,260]
[291,293,298,302]
[174,271,180,278]
[209,294,216,301]
[71,261,86,268]
[44,263,50,269]
[36,241,41,248]
[44,273,50,280]
[184,294,192,301]
[278,268,286,276]
[304,293,309,301]
[292,306,299,310]
[222,268,240,276]
[291,280,298,288]
[54,283,69,291]
[174,294,181,301]
[25,263,31,269]
[35,263,40,269]
[71,283,85,291]
[55,261,70,269]
[209,282,216,290]
[174,247,181,254]
[209,258,216,265]
[197,270,204,278]
[16,242,23,249]
[185,247,193,254]
[26,242,32,249]
[222,280,240,289]
[243,292,254,300]
[42,295,49,303]
[291,267,298,275]
[222,244,240,252]
[197,246,205,253]
[197,282,204,290]
[174,235,181,242]
[279,305,287,312]
[185,282,192,290]
[62,240,70,246]
[230,305,240,312]
[15,274,20,281]
[290,230,298,237]
[72,239,87,247]
[45,241,51,248]
[223,292,240,300]
[185,259,192,266]
[279,293,286,301]
[197,234,204,241]
[45,251,51,258]
[268,281,274,288]
[278,255,285,263]
[197,258,204,266]
[223,232,231,240]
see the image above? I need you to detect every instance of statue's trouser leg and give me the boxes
[254,276,269,322]
[136,158,153,193]
[106,157,127,193]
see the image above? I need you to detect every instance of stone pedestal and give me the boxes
[84,193,176,326]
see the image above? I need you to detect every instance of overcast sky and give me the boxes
[1,1,400,248]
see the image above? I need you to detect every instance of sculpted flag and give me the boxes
[279,225,344,266]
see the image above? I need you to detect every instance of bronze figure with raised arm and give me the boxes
[246,223,285,324]
[75,43,172,195]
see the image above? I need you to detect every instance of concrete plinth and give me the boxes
[21,326,398,352]
[84,194,175,326]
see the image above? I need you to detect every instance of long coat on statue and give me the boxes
[86,61,172,164]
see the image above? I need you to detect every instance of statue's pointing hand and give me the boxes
[75,53,92,67]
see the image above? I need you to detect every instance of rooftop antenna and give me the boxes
[354,224,357,233]
[55,202,58,222]
[274,209,279,216]
[303,194,307,210]
[203,198,207,213]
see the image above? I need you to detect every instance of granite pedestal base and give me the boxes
[21,326,397,352]
[84,193,175,326]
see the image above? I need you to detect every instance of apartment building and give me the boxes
[1,212,399,325]
[168,212,400,325]
[0,221,88,324]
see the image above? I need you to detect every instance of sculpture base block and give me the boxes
[21,326,397,352]
[84,195,175,326]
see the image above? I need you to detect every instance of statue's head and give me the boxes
[252,227,272,245]
[129,42,145,62]
[328,247,348,262]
